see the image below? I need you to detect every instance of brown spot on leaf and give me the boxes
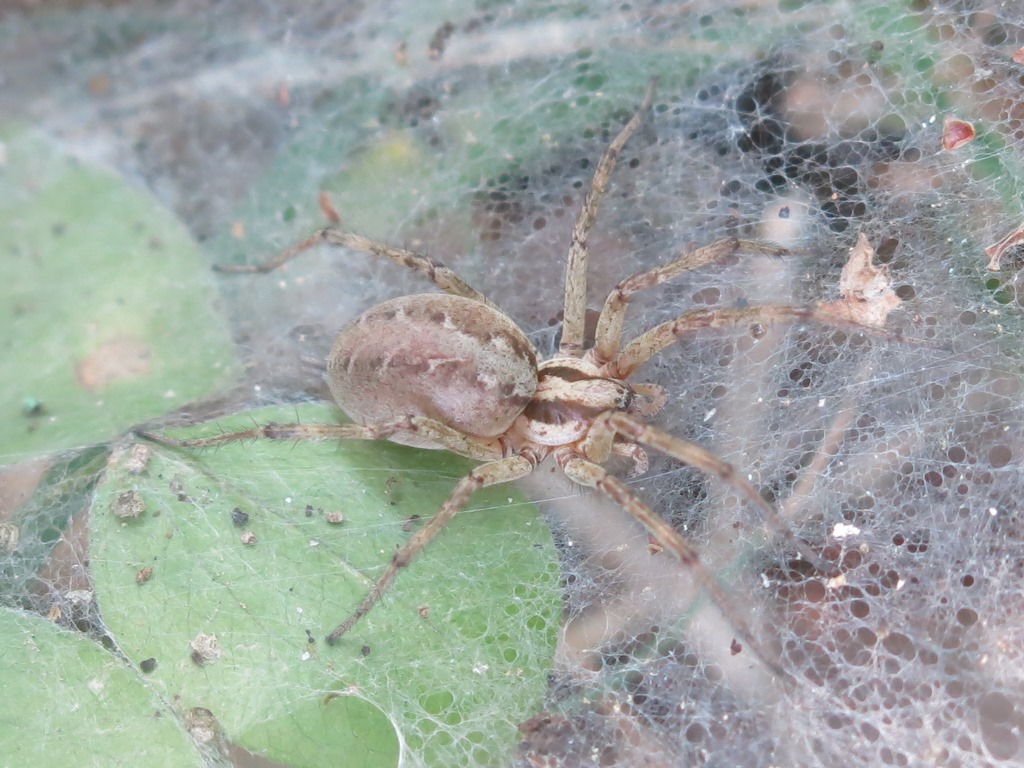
[75,337,152,393]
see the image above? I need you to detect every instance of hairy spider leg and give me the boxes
[138,414,504,462]
[216,227,498,309]
[557,448,791,681]
[559,78,657,357]
[590,238,790,365]
[610,304,932,379]
[325,453,536,644]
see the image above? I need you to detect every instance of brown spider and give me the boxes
[144,81,895,674]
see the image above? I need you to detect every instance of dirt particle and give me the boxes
[189,633,222,666]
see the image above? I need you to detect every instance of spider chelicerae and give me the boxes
[144,80,899,675]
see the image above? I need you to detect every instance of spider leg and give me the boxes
[137,415,504,462]
[559,78,657,357]
[610,304,927,379]
[326,453,536,644]
[556,448,790,680]
[599,411,831,573]
[591,238,789,365]
[215,229,496,309]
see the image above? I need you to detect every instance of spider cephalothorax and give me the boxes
[144,80,900,674]
[517,359,642,443]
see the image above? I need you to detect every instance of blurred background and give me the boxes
[2,1,1024,766]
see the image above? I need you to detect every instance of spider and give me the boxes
[144,80,894,674]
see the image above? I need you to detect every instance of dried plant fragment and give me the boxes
[0,522,19,553]
[941,117,975,150]
[123,443,151,475]
[819,233,901,327]
[111,489,146,519]
[318,190,341,224]
[984,224,1024,271]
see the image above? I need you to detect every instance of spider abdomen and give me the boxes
[327,293,538,447]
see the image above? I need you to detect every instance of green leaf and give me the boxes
[0,606,203,767]
[91,403,560,767]
[0,127,238,461]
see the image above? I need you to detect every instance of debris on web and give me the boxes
[819,232,901,328]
